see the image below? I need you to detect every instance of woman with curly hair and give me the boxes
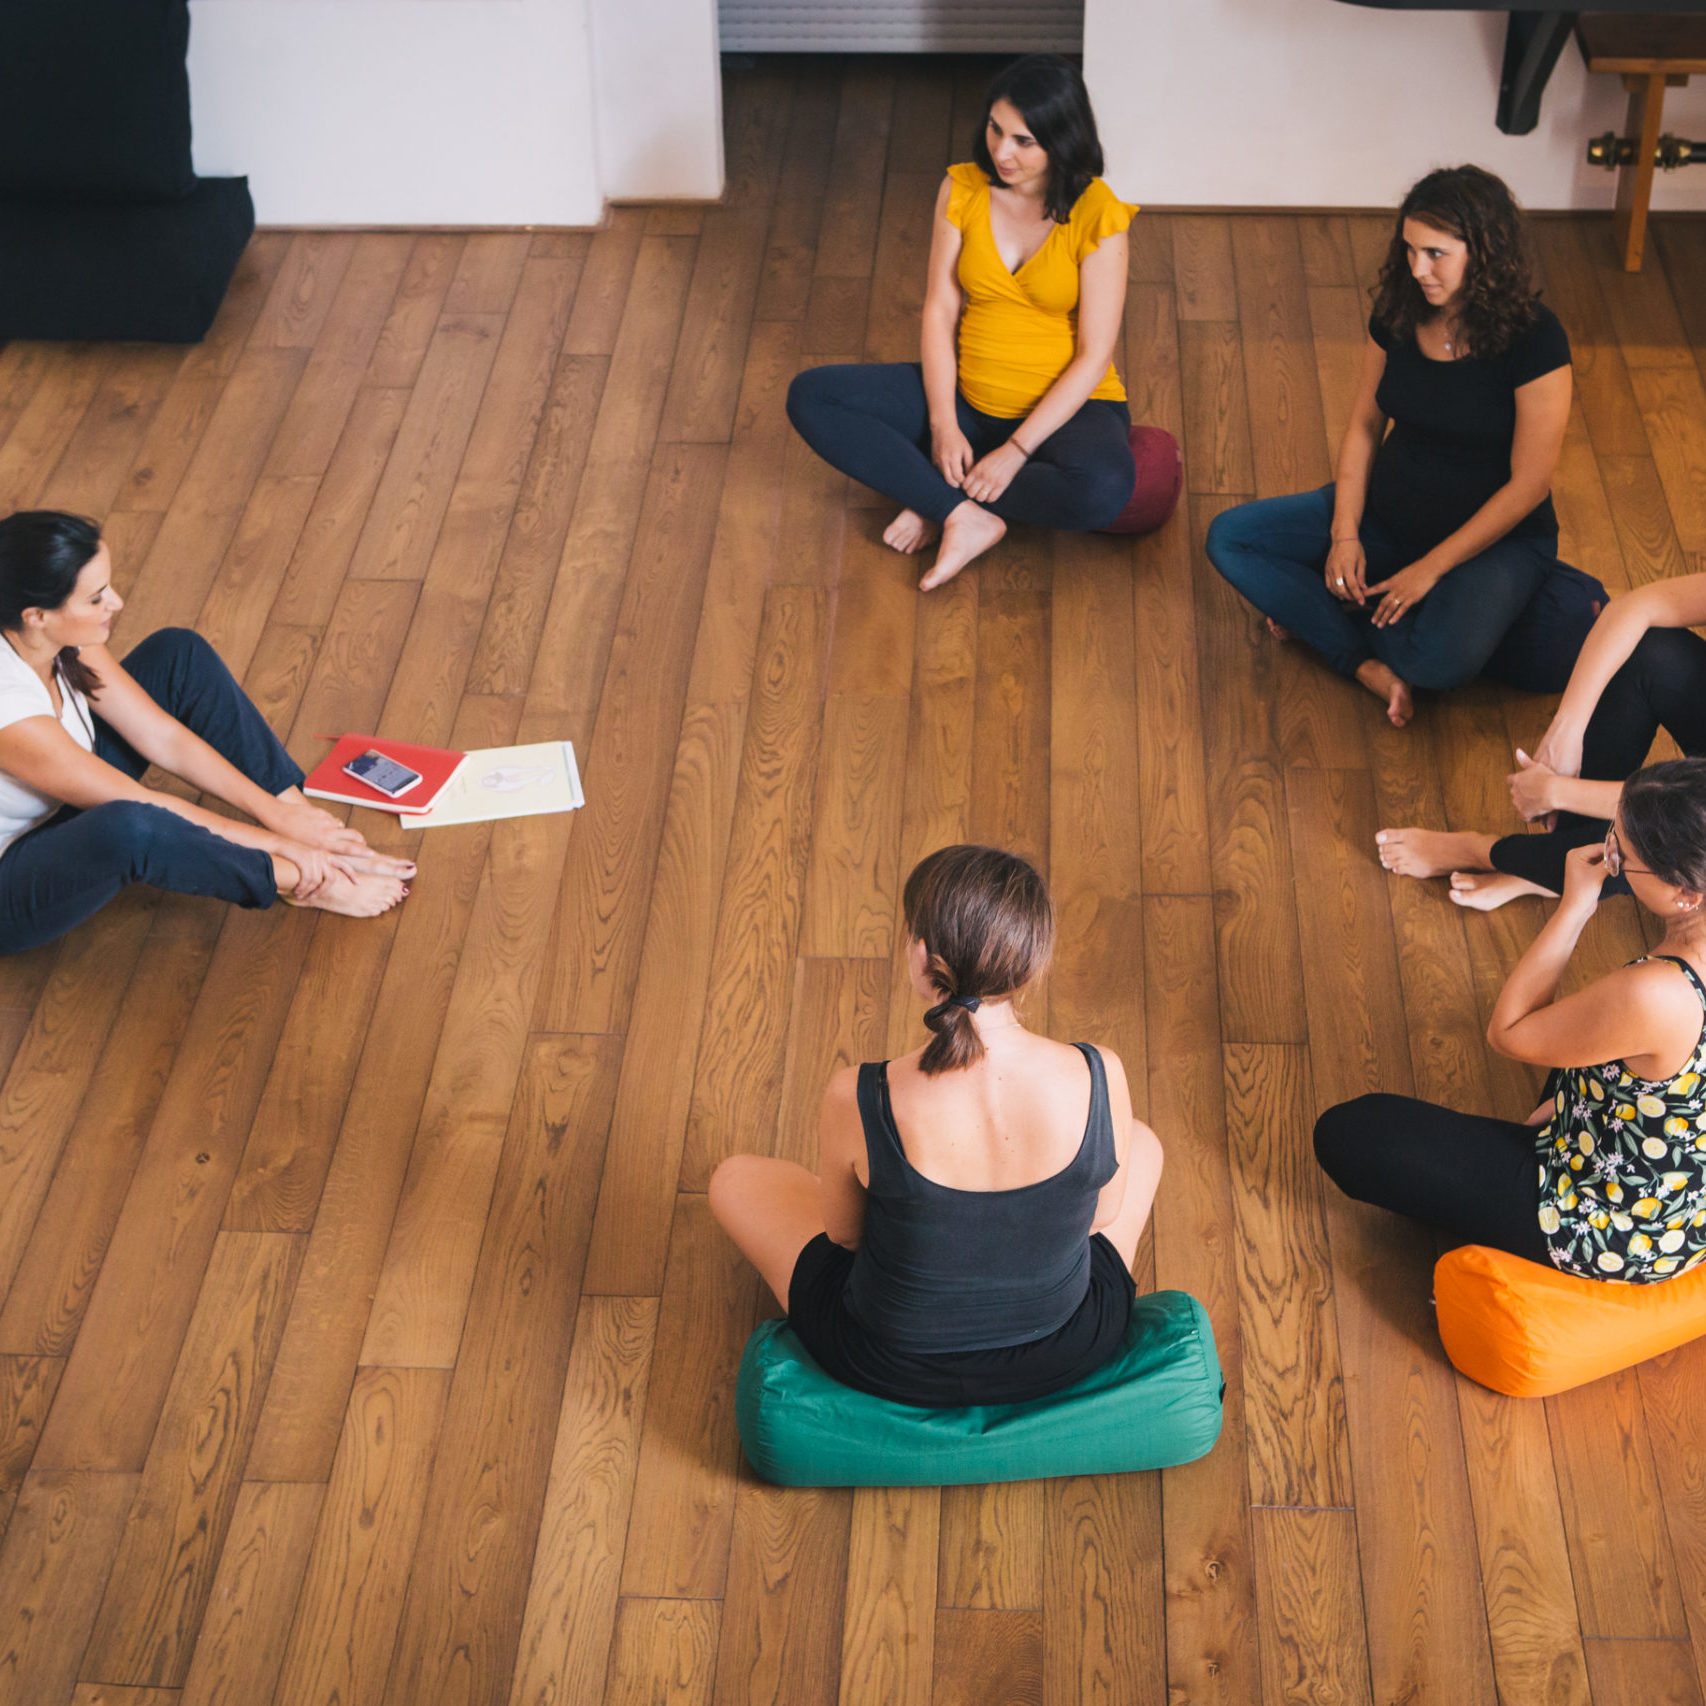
[1206,166,1580,726]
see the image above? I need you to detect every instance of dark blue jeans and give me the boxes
[786,362,1136,531]
[1204,484,1558,692]
[0,628,304,953]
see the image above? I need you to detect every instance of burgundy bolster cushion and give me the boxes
[1102,425,1183,536]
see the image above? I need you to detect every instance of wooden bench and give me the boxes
[1577,13,1706,271]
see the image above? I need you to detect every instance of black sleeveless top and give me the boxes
[842,1043,1119,1354]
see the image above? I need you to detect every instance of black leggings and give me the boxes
[1314,1093,1551,1264]
[1491,626,1706,896]
[786,362,1136,531]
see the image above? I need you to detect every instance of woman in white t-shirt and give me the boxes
[0,511,414,953]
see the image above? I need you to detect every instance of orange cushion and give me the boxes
[1435,1243,1706,1397]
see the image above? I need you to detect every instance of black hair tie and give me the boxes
[925,992,980,1029]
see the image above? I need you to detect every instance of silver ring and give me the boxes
[1335,577,1345,587]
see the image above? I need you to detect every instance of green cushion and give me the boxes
[736,1289,1224,1487]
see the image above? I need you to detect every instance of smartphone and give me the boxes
[343,749,423,799]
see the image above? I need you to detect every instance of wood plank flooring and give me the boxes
[2,55,1705,1706]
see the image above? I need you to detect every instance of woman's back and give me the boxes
[881,1027,1095,1190]
[844,1038,1117,1354]
[708,841,1163,1407]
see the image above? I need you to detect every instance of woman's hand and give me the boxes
[278,840,360,900]
[1325,539,1368,605]
[1531,719,1584,786]
[1560,840,1610,913]
[270,795,417,878]
[1369,559,1445,629]
[1508,748,1562,826]
[1514,720,1587,832]
[269,794,373,857]
[961,440,1028,506]
[931,423,974,488]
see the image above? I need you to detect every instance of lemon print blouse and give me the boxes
[1537,955,1706,1282]
[944,163,1138,420]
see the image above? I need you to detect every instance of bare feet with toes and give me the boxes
[1375,827,1496,879]
[918,502,1006,591]
[883,508,941,555]
[289,869,409,918]
[1355,659,1413,727]
[340,850,416,879]
[1375,829,1553,910]
[1448,870,1552,912]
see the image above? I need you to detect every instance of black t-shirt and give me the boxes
[1364,301,1570,557]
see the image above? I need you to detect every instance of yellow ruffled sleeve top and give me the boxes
[944,162,1138,420]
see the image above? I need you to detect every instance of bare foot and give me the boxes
[1375,827,1497,879]
[1266,617,1293,641]
[1449,870,1555,912]
[919,502,1007,591]
[883,508,941,555]
[340,850,417,878]
[1355,658,1413,727]
[289,869,408,918]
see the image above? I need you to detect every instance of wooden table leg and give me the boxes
[1614,71,1667,272]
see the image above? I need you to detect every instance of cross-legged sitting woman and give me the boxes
[1378,570,1706,910]
[1206,166,1577,728]
[785,55,1138,592]
[709,844,1164,1405]
[0,510,413,954]
[1318,759,1706,1281]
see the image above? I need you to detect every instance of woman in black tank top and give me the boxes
[709,844,1165,1407]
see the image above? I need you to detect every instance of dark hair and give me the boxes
[0,510,104,698]
[971,54,1103,224]
[1370,165,1540,358]
[904,845,1054,1075]
[1620,759,1706,894]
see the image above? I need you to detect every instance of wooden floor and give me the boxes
[2,55,1706,1706]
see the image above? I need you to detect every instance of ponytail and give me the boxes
[904,846,1054,1076]
[920,975,987,1075]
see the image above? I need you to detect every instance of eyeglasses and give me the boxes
[1605,825,1652,879]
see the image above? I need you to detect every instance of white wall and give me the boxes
[590,0,724,199]
[1086,0,1706,213]
[186,0,1705,223]
[187,0,723,226]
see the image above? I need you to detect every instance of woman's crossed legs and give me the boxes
[786,363,1135,591]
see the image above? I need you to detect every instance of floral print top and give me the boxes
[1536,955,1706,1282]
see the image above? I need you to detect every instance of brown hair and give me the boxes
[1370,165,1540,359]
[903,844,1054,1075]
[1621,758,1706,894]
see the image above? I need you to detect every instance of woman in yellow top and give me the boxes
[786,55,1139,590]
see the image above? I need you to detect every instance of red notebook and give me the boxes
[303,735,467,815]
